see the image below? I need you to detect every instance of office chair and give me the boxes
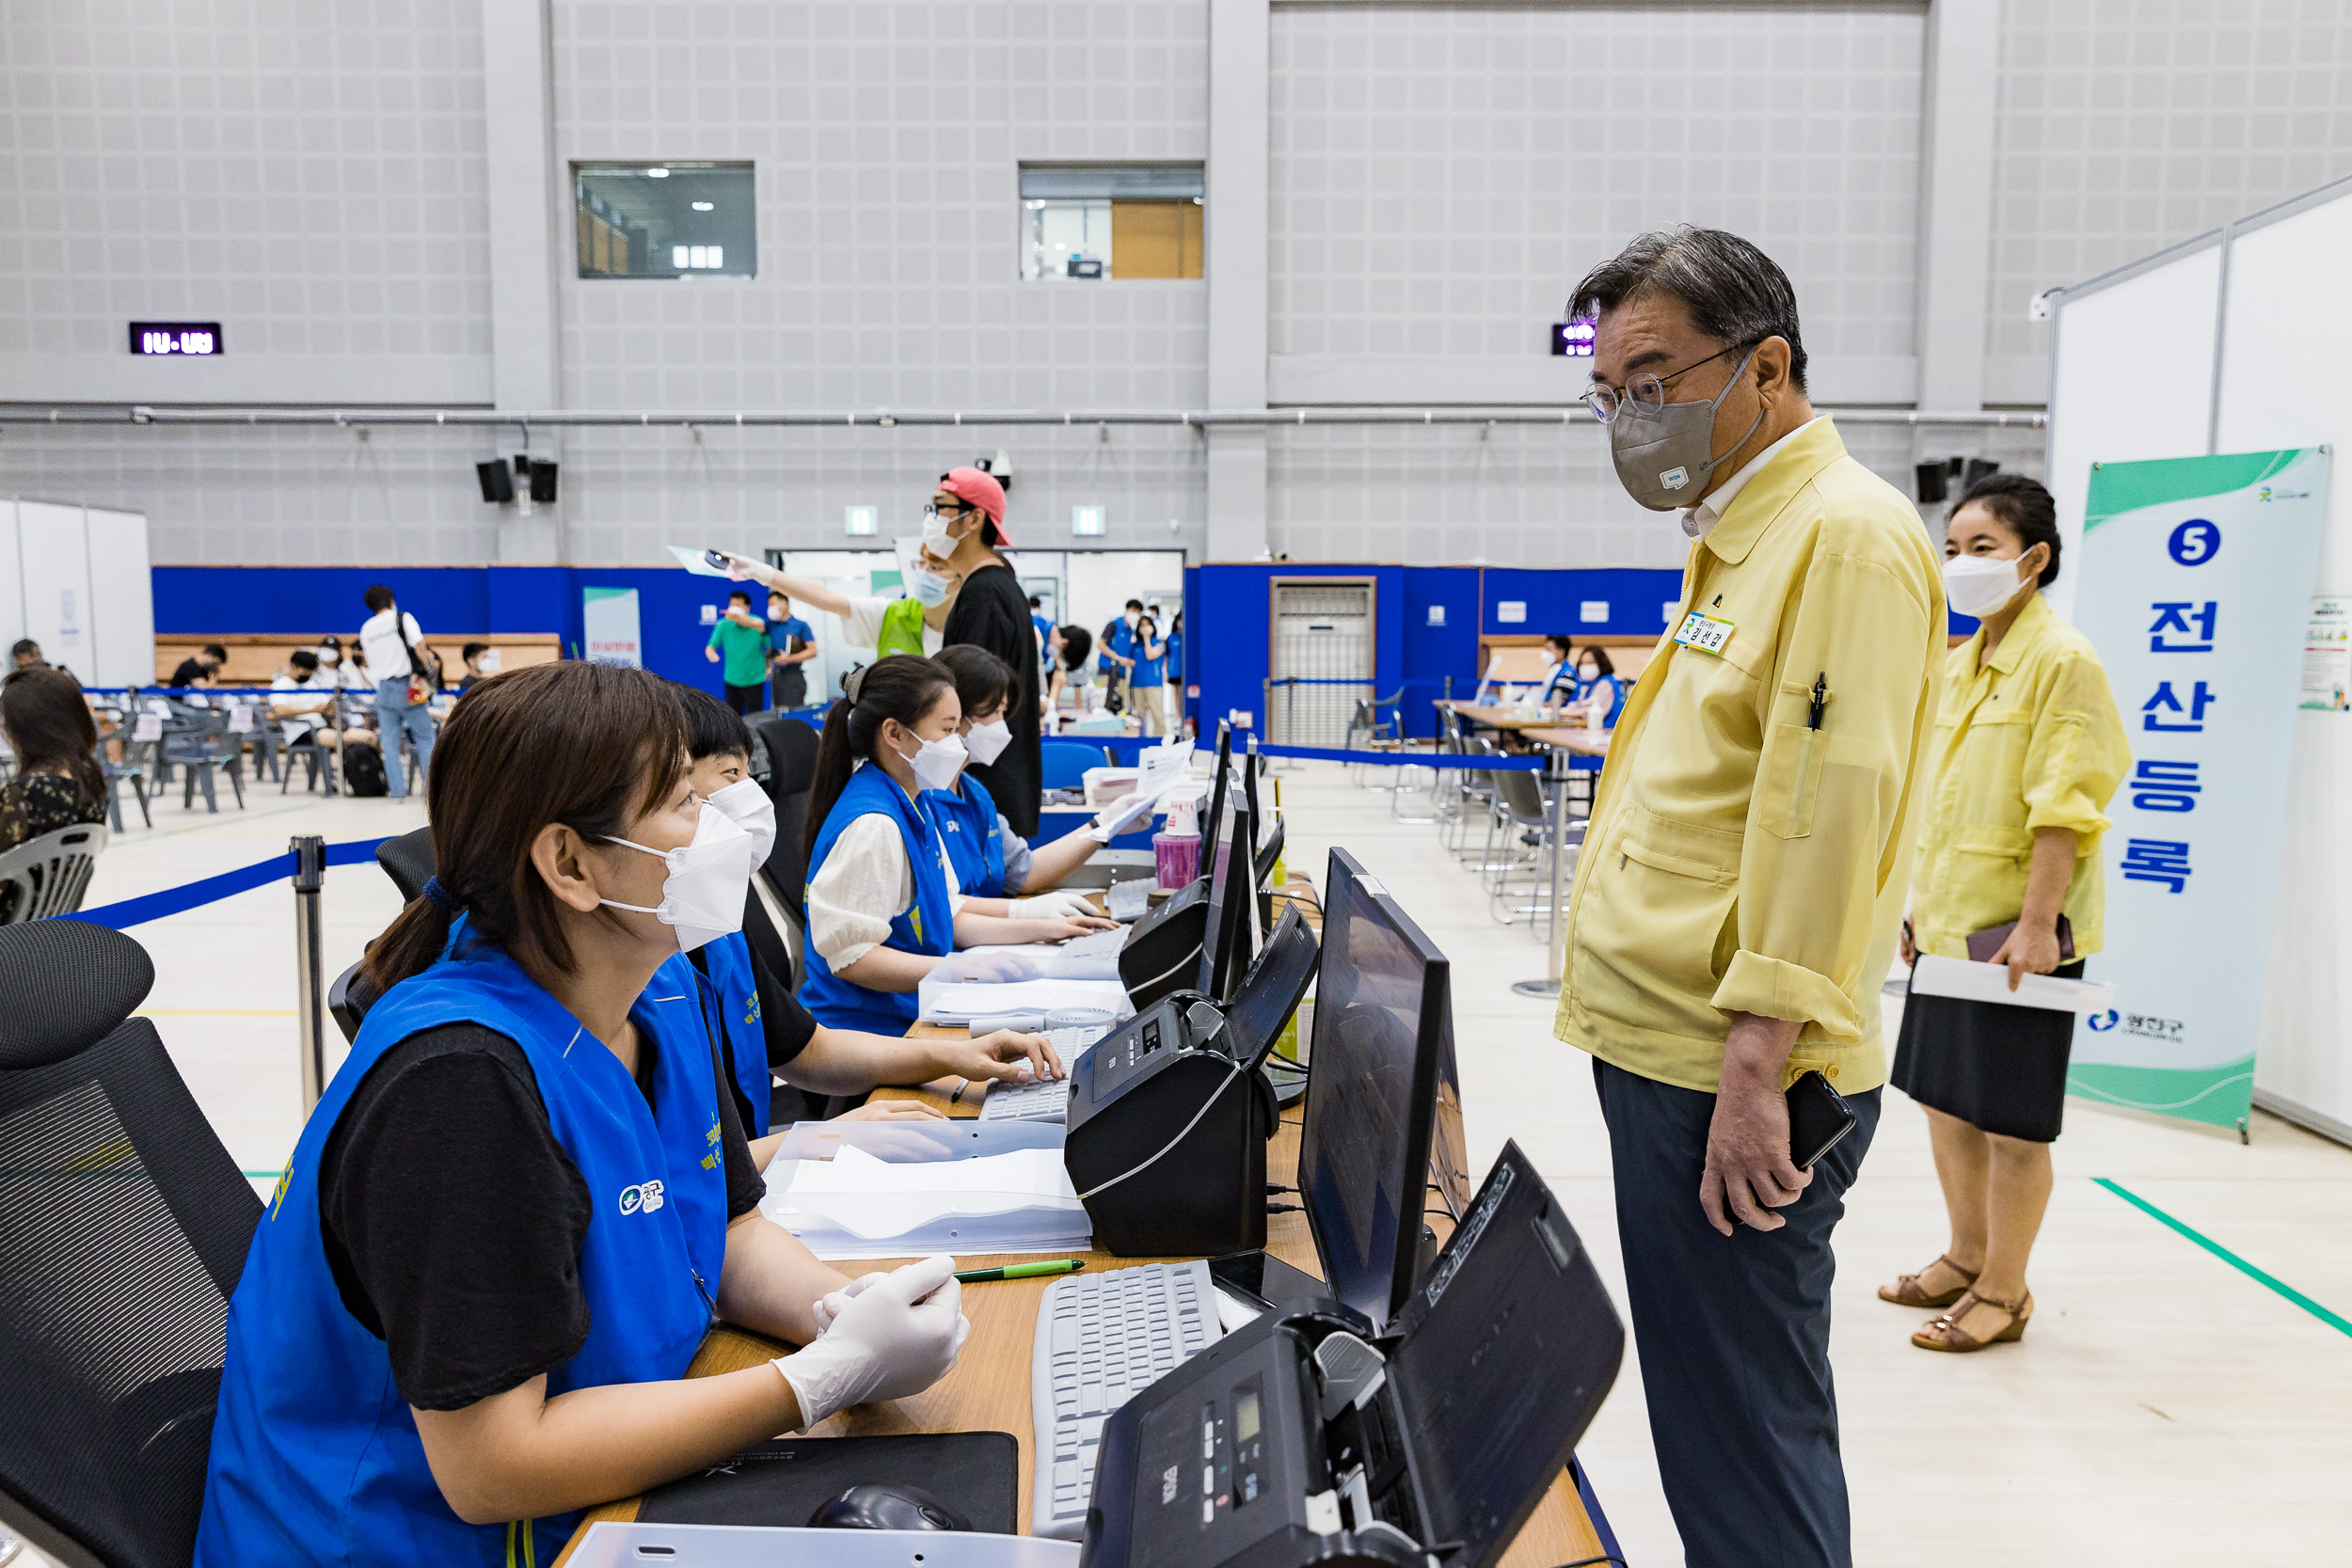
[374,826,435,905]
[753,717,820,929]
[0,823,109,926]
[1040,737,1108,792]
[0,921,262,1568]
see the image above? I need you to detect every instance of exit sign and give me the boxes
[130,322,223,356]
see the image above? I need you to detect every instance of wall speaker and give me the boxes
[476,460,516,503]
[1963,458,2000,491]
[1914,463,1948,504]
[529,460,560,503]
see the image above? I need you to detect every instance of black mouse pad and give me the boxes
[639,1433,1020,1534]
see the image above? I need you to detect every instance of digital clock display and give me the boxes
[1549,319,1596,357]
[130,322,223,356]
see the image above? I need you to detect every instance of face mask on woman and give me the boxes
[704,776,776,870]
[897,731,969,792]
[599,803,755,954]
[964,718,1013,766]
[1579,663,1600,683]
[1943,552,2031,618]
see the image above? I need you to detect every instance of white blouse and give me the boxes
[805,811,965,969]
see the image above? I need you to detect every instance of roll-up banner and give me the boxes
[582,585,644,668]
[2068,448,2328,1132]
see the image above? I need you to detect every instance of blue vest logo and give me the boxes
[618,1179,667,1215]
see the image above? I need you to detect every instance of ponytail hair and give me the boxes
[805,654,955,849]
[364,661,689,993]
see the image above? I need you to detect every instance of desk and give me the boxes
[1521,725,1612,759]
[1438,701,1569,732]
[559,1034,1604,1564]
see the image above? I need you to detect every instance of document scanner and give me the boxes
[1066,906,1320,1257]
[1077,1141,1623,1568]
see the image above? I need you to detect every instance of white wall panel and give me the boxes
[2042,245,2218,621]
[16,502,94,677]
[83,507,154,688]
[0,503,23,652]
[2215,192,2352,1135]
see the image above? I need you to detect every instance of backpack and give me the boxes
[342,740,389,798]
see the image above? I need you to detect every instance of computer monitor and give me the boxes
[1218,903,1320,1066]
[1195,782,1257,1003]
[1241,745,1274,880]
[1295,846,1463,1328]
[1199,721,1234,874]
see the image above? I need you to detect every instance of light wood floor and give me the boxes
[44,766,2352,1567]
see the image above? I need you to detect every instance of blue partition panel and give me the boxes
[1478,566,1687,640]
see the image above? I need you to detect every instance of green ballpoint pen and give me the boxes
[953,1259,1087,1283]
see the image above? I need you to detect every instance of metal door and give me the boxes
[1267,578,1374,746]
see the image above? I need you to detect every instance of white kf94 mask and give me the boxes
[601,801,756,954]
[704,776,777,871]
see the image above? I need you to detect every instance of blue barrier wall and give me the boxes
[152,564,767,698]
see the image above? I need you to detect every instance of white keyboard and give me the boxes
[1030,1259,1222,1538]
[1057,926,1129,959]
[976,1025,1107,1121]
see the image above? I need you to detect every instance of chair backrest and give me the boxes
[752,719,821,924]
[1493,762,1549,822]
[374,825,434,905]
[0,921,262,1568]
[1040,737,1107,791]
[0,821,109,925]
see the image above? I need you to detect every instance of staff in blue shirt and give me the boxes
[1129,612,1169,736]
[1028,595,1056,673]
[197,661,969,1568]
[1568,645,1626,729]
[765,591,818,709]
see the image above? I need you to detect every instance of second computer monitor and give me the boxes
[1194,776,1257,1003]
[1296,846,1460,1328]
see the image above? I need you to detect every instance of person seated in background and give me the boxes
[196,661,970,1567]
[1563,645,1626,729]
[705,588,771,716]
[8,639,43,672]
[1472,634,1572,705]
[0,666,111,920]
[1046,625,1093,721]
[926,646,1136,912]
[799,655,1114,1035]
[455,642,496,695]
[168,643,229,689]
[667,683,1070,1151]
[271,650,369,765]
[716,549,961,661]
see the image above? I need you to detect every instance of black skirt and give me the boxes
[1891,959,2086,1143]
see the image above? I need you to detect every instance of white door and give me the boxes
[84,507,152,687]
[0,501,24,653]
[17,501,93,680]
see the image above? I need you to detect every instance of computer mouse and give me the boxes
[808,1483,972,1532]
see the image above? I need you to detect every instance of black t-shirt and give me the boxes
[317,1018,766,1412]
[168,657,210,687]
[945,561,1042,835]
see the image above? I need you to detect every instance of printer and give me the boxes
[1077,1141,1623,1568]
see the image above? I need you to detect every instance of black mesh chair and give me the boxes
[374,826,434,905]
[753,717,820,929]
[0,921,262,1568]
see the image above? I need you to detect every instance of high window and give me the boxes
[575,163,755,279]
[1019,165,1203,281]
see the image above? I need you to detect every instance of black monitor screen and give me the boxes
[1297,847,1449,1327]
[1220,904,1319,1066]
[1196,779,1256,1000]
[1200,721,1234,873]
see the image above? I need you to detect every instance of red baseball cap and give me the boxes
[939,467,1009,542]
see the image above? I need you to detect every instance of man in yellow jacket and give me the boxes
[1557,229,1944,1568]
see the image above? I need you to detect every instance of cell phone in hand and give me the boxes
[1786,1069,1858,1171]
[703,548,730,573]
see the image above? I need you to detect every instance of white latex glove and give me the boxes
[809,1271,891,1334]
[1088,790,1154,843]
[1012,890,1101,920]
[773,1255,970,1430]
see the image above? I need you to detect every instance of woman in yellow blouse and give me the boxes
[1883,474,2130,1353]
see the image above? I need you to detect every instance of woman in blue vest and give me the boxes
[800,655,1115,1035]
[198,662,970,1568]
[1166,610,1185,735]
[923,645,1133,915]
[1128,612,1169,736]
[671,683,1073,1146]
[1568,645,1627,729]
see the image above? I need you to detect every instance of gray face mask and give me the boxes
[1607,344,1765,512]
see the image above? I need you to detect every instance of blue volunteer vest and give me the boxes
[1579,673,1626,728]
[696,931,772,1135]
[799,762,956,1035]
[923,772,1008,900]
[197,927,731,1568]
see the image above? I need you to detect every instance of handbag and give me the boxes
[393,611,443,703]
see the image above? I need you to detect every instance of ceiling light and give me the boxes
[646,167,669,178]
[692,200,713,211]
[1026,199,1045,210]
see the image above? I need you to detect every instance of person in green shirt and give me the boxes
[706,590,772,715]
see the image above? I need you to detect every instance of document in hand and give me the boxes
[666,544,734,577]
[758,1120,1090,1259]
[1908,954,2116,1015]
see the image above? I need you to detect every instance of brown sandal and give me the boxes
[1912,1290,2032,1353]
[1877,1255,1977,1308]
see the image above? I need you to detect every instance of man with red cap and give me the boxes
[929,467,1044,834]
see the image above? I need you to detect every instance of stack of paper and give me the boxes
[920,974,1134,1023]
[759,1121,1089,1259]
[1908,955,2116,1015]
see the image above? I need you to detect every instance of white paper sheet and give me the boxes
[667,544,734,577]
[1908,954,2116,1015]
[920,976,1134,1023]
[759,1144,1090,1260]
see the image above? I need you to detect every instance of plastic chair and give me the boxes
[0,920,262,1568]
[1342,687,1405,787]
[1486,765,1581,934]
[101,758,150,833]
[0,822,109,926]
[1041,737,1108,792]
[163,712,245,814]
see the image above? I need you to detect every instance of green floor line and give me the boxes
[2095,1178,2352,1339]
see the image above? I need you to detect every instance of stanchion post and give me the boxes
[291,834,328,1113]
[1511,750,1569,999]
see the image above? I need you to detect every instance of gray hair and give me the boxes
[1569,227,1808,393]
